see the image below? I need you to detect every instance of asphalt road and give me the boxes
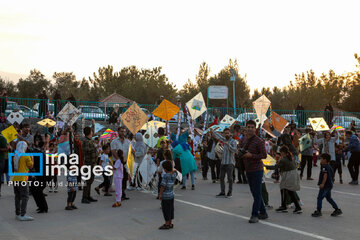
[0,165,359,240]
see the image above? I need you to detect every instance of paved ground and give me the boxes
[0,165,359,240]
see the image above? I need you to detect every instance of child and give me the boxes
[65,165,78,210]
[95,144,112,196]
[48,143,58,193]
[112,149,124,207]
[333,144,343,184]
[311,153,342,217]
[158,160,178,230]
[13,141,34,221]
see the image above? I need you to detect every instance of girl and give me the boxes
[265,146,302,214]
[112,149,124,207]
[132,133,147,191]
[95,144,112,196]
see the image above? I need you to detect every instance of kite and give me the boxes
[254,115,267,128]
[309,117,330,131]
[185,92,207,120]
[121,102,148,135]
[138,154,158,185]
[127,144,135,179]
[141,121,166,131]
[92,123,105,134]
[331,124,345,133]
[57,141,70,155]
[263,154,276,178]
[143,126,159,148]
[271,112,288,133]
[56,121,65,129]
[1,125,18,143]
[7,112,24,125]
[100,129,118,140]
[253,95,271,123]
[220,114,236,128]
[299,133,312,152]
[152,99,180,121]
[203,124,227,134]
[37,118,56,127]
[57,102,81,126]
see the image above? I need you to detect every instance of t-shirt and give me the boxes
[12,156,33,182]
[318,164,334,189]
[0,135,8,160]
[160,171,178,200]
[101,153,109,169]
[110,137,130,161]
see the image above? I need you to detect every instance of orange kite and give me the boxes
[152,99,180,121]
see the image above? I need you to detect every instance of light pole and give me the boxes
[230,69,236,116]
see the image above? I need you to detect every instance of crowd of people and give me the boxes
[0,109,359,229]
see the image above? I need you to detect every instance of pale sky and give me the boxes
[1,0,359,91]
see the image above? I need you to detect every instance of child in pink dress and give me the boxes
[112,149,124,207]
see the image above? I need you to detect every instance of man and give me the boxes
[0,88,7,114]
[300,128,315,180]
[212,128,237,198]
[206,134,220,183]
[110,126,131,200]
[17,123,34,149]
[0,133,9,197]
[345,130,360,185]
[38,90,48,118]
[240,120,267,223]
[82,121,98,204]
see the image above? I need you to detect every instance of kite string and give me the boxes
[176,110,182,141]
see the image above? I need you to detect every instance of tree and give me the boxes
[52,72,78,100]
[16,69,51,98]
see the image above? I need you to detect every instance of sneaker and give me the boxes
[293,208,302,214]
[275,206,288,213]
[331,209,342,217]
[353,180,359,185]
[226,192,232,198]
[258,213,268,220]
[71,205,78,209]
[121,196,130,201]
[181,186,186,190]
[19,215,34,221]
[54,188,58,193]
[49,188,53,193]
[311,210,322,217]
[81,199,90,204]
[65,206,73,210]
[216,192,226,198]
[212,180,216,183]
[136,187,142,191]
[127,186,135,191]
[307,177,314,180]
[88,197,97,202]
[191,185,195,190]
[249,216,259,223]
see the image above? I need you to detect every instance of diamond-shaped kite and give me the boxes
[253,95,271,123]
[220,114,236,127]
[309,117,330,131]
[185,92,207,120]
[7,111,24,125]
[57,102,81,126]
[255,115,267,128]
[299,133,312,152]
[1,125,18,143]
[121,102,148,135]
[152,99,180,121]
[37,118,56,127]
[271,112,288,133]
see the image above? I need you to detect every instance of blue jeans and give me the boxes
[317,188,338,211]
[183,171,195,186]
[246,170,266,217]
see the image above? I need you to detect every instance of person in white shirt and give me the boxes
[95,144,112,196]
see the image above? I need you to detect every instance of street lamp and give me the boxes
[230,69,236,116]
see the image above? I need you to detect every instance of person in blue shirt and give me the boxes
[345,131,360,185]
[158,160,178,230]
[311,153,342,217]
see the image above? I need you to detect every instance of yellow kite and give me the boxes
[152,99,180,121]
[127,144,135,179]
[140,120,166,130]
[309,117,330,131]
[263,154,276,178]
[37,118,56,127]
[1,125,18,143]
[121,102,148,135]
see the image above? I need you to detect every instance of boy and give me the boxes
[311,153,342,217]
[95,144,112,196]
[158,160,178,230]
[65,165,78,210]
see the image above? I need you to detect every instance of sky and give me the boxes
[1,0,359,92]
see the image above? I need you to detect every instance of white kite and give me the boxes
[185,92,207,120]
[309,117,330,131]
[253,95,271,123]
[254,115,267,128]
[220,114,236,127]
[7,111,24,125]
[143,126,159,148]
[138,154,158,185]
[57,102,81,126]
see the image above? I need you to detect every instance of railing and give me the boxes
[2,97,360,128]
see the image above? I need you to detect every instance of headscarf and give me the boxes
[134,132,146,151]
[14,141,28,171]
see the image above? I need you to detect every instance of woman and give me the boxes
[131,132,147,190]
[265,146,302,213]
[73,133,83,189]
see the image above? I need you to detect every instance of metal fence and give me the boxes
[2,97,360,128]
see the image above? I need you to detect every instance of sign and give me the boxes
[208,86,228,99]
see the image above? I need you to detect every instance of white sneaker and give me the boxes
[19,215,34,221]
[127,186,135,191]
[136,187,142,191]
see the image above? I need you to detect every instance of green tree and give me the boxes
[16,69,51,98]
